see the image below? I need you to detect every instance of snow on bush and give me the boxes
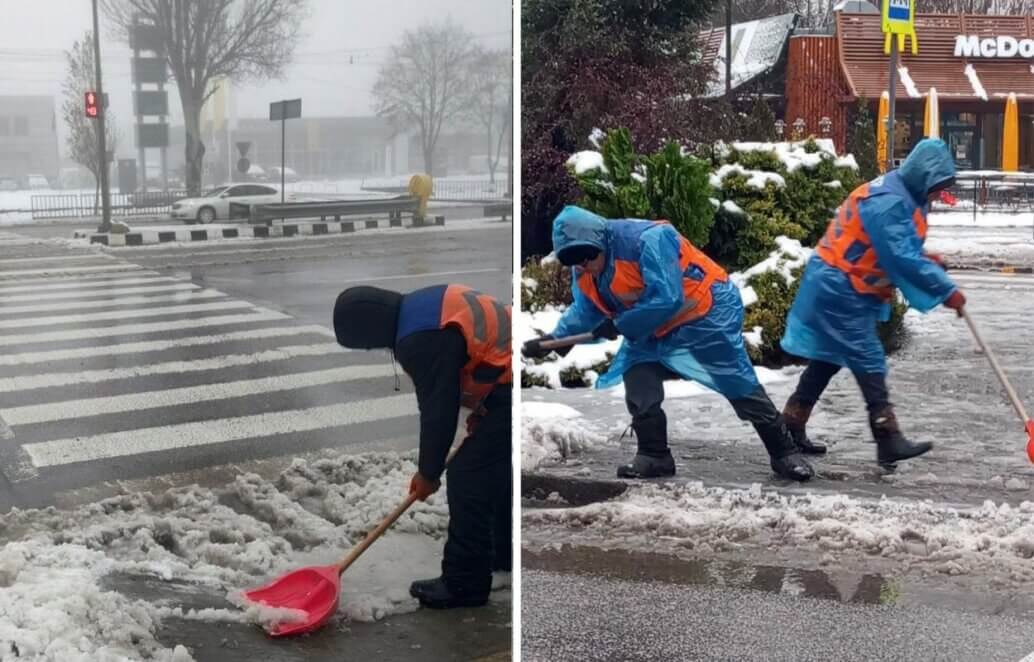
[524,482,1034,580]
[0,451,454,659]
[522,402,609,470]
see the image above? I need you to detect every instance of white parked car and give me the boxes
[169,183,284,223]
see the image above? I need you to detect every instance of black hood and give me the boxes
[333,286,403,349]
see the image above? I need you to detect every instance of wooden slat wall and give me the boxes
[837,12,1034,100]
[786,36,851,152]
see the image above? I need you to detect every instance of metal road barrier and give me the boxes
[28,190,190,219]
[934,172,1034,221]
[233,195,422,226]
[360,178,509,202]
[483,200,513,221]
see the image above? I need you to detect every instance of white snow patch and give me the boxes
[522,402,608,470]
[712,164,786,190]
[898,67,921,98]
[0,451,460,659]
[524,483,1034,581]
[522,277,539,291]
[709,197,721,209]
[730,236,812,288]
[743,325,764,348]
[835,154,860,170]
[722,200,747,216]
[731,140,838,173]
[566,151,607,175]
[606,366,791,401]
[825,180,843,189]
[588,128,606,149]
[965,64,989,101]
[739,285,759,308]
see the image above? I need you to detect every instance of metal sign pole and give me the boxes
[887,36,899,172]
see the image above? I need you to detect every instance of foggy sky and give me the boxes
[0,0,512,161]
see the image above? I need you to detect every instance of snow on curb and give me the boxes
[524,482,1034,581]
[0,451,451,660]
[521,402,609,471]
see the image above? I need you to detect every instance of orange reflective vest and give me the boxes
[576,220,728,337]
[816,182,928,300]
[439,285,512,409]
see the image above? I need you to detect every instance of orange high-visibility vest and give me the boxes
[576,221,728,337]
[815,182,928,300]
[439,285,512,409]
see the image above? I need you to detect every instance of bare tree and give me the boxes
[103,0,308,195]
[373,20,477,177]
[62,31,119,212]
[466,50,512,186]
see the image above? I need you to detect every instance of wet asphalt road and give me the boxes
[0,217,510,511]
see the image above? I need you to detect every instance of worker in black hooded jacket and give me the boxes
[333,283,512,609]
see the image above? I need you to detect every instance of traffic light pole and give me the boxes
[92,0,112,231]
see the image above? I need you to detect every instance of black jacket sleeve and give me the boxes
[394,327,467,482]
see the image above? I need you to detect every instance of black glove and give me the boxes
[522,335,554,360]
[592,319,619,340]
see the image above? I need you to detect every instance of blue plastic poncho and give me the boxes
[549,206,760,399]
[780,138,959,374]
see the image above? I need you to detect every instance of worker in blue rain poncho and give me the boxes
[522,206,815,482]
[780,138,966,467]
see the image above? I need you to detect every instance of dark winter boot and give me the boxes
[617,410,675,479]
[756,419,815,482]
[409,577,489,609]
[782,396,827,455]
[869,407,932,466]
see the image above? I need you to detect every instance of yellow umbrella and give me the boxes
[924,87,940,138]
[1003,92,1019,172]
[877,91,889,173]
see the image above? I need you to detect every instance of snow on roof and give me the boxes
[703,13,797,98]
[965,64,989,102]
[898,67,921,99]
[566,151,607,175]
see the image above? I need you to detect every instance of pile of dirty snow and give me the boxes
[522,402,609,470]
[524,482,1034,582]
[0,451,454,660]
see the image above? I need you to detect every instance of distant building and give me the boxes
[164,115,485,185]
[0,96,60,186]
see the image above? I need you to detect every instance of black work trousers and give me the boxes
[441,384,511,597]
[623,362,789,455]
[790,360,891,413]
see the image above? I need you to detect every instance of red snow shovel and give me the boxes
[961,308,1034,463]
[241,440,466,637]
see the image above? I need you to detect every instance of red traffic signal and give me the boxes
[85,91,99,118]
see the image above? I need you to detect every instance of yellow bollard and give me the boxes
[408,174,433,222]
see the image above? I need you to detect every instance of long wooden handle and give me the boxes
[335,437,467,575]
[538,332,594,350]
[962,308,1031,423]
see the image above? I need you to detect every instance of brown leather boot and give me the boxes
[870,406,932,466]
[783,397,827,455]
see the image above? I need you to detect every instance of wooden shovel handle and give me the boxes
[538,332,594,350]
[962,308,1031,424]
[335,437,468,575]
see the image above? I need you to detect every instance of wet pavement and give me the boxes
[522,546,1034,662]
[522,269,1034,661]
[523,270,1034,506]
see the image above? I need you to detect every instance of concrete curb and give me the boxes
[76,215,446,246]
[522,471,630,506]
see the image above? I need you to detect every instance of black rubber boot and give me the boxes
[409,577,489,609]
[782,396,827,455]
[616,410,675,479]
[756,419,815,482]
[870,407,932,466]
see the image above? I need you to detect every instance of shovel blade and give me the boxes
[242,564,341,637]
[1026,421,1034,464]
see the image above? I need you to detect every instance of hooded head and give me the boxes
[552,206,608,270]
[333,286,403,349]
[898,138,956,203]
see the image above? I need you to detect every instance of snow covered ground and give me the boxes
[0,451,458,661]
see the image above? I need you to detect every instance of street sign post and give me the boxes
[269,99,301,210]
[882,0,917,172]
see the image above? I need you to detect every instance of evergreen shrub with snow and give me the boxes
[568,128,715,247]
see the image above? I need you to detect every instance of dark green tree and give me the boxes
[742,97,778,143]
[848,97,879,183]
